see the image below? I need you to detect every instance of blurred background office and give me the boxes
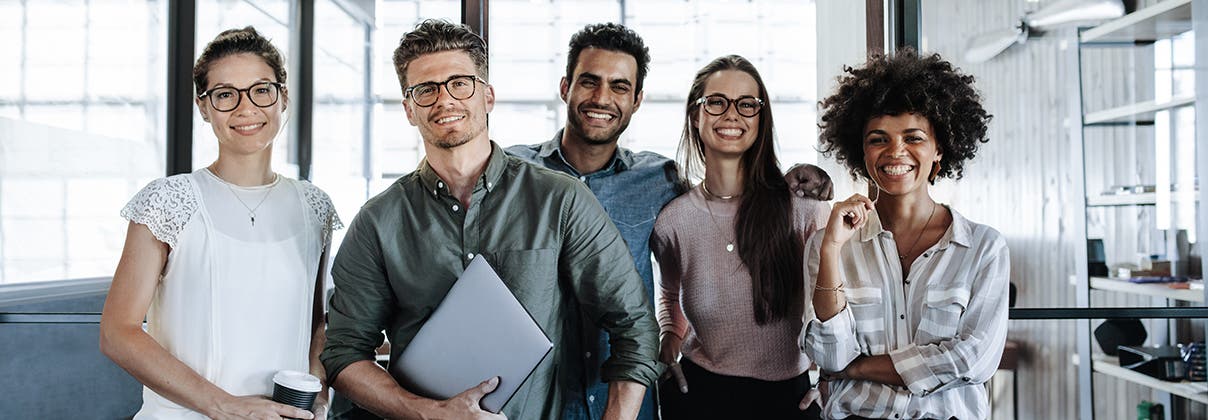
[1,0,1205,419]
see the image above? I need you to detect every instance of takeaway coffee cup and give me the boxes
[272,370,322,414]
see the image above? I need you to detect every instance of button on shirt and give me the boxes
[322,142,660,420]
[801,207,1010,420]
[507,133,682,420]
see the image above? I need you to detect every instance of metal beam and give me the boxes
[294,0,315,181]
[462,0,488,43]
[1010,307,1208,320]
[166,0,195,176]
[865,0,884,56]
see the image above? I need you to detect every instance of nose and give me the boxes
[889,138,908,156]
[232,90,258,115]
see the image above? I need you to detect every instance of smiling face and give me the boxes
[863,112,943,196]
[561,47,643,146]
[196,53,287,156]
[694,69,761,161]
[403,50,494,150]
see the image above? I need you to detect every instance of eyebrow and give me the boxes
[577,72,632,87]
[208,78,275,89]
[864,128,928,137]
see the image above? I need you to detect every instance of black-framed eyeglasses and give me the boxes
[198,82,284,112]
[405,75,486,107]
[695,94,763,118]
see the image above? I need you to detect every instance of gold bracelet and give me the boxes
[815,283,844,292]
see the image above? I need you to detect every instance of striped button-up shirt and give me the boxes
[801,206,1010,420]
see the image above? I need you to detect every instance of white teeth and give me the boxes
[585,111,613,120]
[882,165,913,175]
[716,128,743,137]
[233,123,263,131]
[436,115,464,124]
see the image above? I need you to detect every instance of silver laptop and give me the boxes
[391,255,553,413]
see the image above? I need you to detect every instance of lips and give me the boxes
[879,164,915,176]
[431,113,466,125]
[713,127,745,139]
[230,122,266,135]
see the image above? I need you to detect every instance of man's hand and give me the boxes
[785,163,834,201]
[430,377,507,420]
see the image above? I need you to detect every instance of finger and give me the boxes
[464,376,500,401]
[798,388,821,411]
[671,364,689,394]
[823,183,834,201]
[274,403,314,419]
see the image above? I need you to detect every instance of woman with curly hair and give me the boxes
[653,55,828,419]
[801,50,1009,419]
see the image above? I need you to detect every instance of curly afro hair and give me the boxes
[818,49,991,181]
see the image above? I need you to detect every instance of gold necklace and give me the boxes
[700,185,736,252]
[898,201,937,261]
[701,181,740,201]
[210,166,279,228]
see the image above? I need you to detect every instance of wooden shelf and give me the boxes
[1092,354,1208,404]
[1084,95,1195,125]
[1090,277,1205,302]
[1080,0,1192,43]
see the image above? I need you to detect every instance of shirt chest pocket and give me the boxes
[845,288,887,355]
[489,249,559,321]
[915,288,970,343]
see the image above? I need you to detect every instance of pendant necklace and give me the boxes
[898,201,937,261]
[211,166,279,228]
[701,181,739,252]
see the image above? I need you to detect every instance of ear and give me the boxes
[483,83,495,113]
[195,96,211,123]
[559,77,570,103]
[928,158,942,184]
[633,89,644,111]
[279,86,289,113]
[403,99,418,127]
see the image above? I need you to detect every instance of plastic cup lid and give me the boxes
[273,370,322,393]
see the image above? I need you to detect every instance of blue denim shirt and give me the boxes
[507,131,684,420]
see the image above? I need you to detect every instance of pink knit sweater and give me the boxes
[652,185,829,381]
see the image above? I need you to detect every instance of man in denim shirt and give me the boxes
[508,23,833,420]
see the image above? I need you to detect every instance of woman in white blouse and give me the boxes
[100,27,339,420]
[803,50,1009,420]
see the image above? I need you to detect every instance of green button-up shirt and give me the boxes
[322,142,660,420]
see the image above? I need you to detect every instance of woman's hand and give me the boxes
[823,194,875,249]
[658,335,688,394]
[209,395,314,420]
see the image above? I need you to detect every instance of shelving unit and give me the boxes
[1092,354,1208,404]
[1090,277,1204,302]
[1073,1,1205,419]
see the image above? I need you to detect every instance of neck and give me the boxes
[424,137,492,207]
[209,153,274,186]
[703,154,744,198]
[559,128,618,174]
[874,189,936,230]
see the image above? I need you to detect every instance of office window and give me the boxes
[0,0,168,284]
[487,0,819,171]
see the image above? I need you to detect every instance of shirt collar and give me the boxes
[416,141,508,197]
[857,204,972,249]
[538,129,631,174]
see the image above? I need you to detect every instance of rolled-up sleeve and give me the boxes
[888,232,1010,396]
[801,232,861,373]
[321,208,396,383]
[560,183,660,386]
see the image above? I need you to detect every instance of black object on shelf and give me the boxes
[1088,239,1109,277]
[1118,345,1188,381]
[1094,319,1147,356]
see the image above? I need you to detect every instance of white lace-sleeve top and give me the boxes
[120,169,341,419]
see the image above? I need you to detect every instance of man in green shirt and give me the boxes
[321,19,659,420]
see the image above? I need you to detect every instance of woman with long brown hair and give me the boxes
[652,55,827,419]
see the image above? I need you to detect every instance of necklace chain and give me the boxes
[700,181,740,201]
[211,166,278,228]
[700,184,736,252]
[898,201,938,261]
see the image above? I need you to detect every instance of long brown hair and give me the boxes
[678,55,803,325]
